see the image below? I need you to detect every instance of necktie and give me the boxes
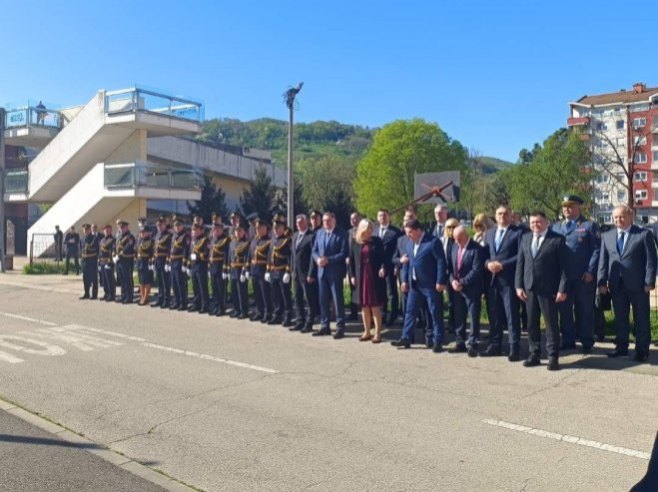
[495,228,505,252]
[436,224,443,238]
[617,231,626,254]
[531,234,540,258]
[457,247,464,279]
[296,232,303,248]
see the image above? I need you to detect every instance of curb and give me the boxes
[0,397,197,492]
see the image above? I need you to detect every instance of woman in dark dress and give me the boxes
[349,219,386,343]
[136,228,154,306]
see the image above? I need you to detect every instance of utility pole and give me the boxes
[0,108,5,272]
[284,83,303,227]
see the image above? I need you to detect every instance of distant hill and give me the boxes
[472,156,514,174]
[199,118,375,165]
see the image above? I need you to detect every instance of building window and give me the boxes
[616,120,624,129]
[602,192,610,202]
[635,190,648,200]
[635,153,648,164]
[595,174,610,183]
[634,171,648,181]
[616,137,626,147]
[599,214,612,224]
[616,172,626,183]
[634,136,647,146]
[633,117,647,128]
[653,151,658,162]
[617,190,627,201]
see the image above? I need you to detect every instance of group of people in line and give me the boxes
[63,194,658,371]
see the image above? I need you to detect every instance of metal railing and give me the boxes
[4,104,62,129]
[4,169,28,194]
[104,87,203,122]
[104,161,203,190]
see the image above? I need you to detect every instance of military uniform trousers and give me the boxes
[558,278,596,349]
[252,275,272,320]
[154,257,171,306]
[101,263,116,300]
[170,260,188,308]
[116,258,134,303]
[82,257,98,298]
[270,275,292,322]
[230,272,249,316]
[190,262,210,311]
[209,264,226,314]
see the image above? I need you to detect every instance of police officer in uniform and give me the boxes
[189,223,211,313]
[229,222,250,319]
[552,195,600,353]
[80,224,99,300]
[115,220,135,304]
[136,227,155,306]
[267,218,294,326]
[169,219,191,311]
[209,220,231,316]
[248,219,272,323]
[99,225,116,301]
[152,218,172,308]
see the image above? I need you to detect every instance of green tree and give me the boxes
[508,128,591,219]
[187,173,228,223]
[354,119,468,221]
[239,166,276,219]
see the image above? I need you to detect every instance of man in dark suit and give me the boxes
[515,211,568,371]
[311,212,349,339]
[374,209,402,326]
[598,205,657,362]
[391,219,448,352]
[449,226,484,357]
[292,214,319,332]
[481,205,523,361]
[430,204,448,239]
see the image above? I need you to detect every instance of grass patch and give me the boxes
[23,263,66,275]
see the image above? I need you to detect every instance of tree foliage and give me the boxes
[239,166,276,219]
[508,128,592,219]
[354,119,468,220]
[187,173,228,223]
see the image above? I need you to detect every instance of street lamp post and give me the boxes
[284,83,303,228]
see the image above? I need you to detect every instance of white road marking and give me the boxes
[0,311,57,326]
[0,312,279,374]
[484,418,650,460]
[142,342,279,374]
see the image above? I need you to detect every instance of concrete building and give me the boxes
[2,87,284,255]
[567,82,658,224]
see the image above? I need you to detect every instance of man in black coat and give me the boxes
[374,209,402,326]
[598,205,657,362]
[515,211,568,371]
[292,214,319,332]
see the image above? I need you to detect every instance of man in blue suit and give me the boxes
[374,209,403,325]
[598,205,657,362]
[392,219,448,352]
[449,226,484,357]
[311,212,349,339]
[481,205,523,361]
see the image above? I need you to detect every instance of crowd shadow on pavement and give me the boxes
[0,434,102,449]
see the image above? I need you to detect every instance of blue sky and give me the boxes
[1,0,656,162]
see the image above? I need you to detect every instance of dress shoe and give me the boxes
[449,343,468,354]
[237,313,249,319]
[229,311,239,318]
[606,348,629,358]
[523,355,541,367]
[481,345,502,357]
[169,304,179,310]
[560,342,576,351]
[293,321,305,331]
[160,303,169,309]
[425,339,434,349]
[312,328,331,337]
[79,295,89,300]
[90,296,97,300]
[288,324,302,331]
[249,314,260,321]
[177,306,186,311]
[333,331,345,340]
[268,318,283,325]
[391,339,411,349]
[508,352,521,362]
[300,326,314,334]
[150,303,161,308]
[547,356,560,371]
[467,345,478,358]
[282,320,295,328]
[199,309,209,314]
[432,343,443,353]
[633,351,649,363]
[187,306,198,312]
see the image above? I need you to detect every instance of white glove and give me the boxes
[104,265,111,270]
[185,267,191,277]
[222,272,229,280]
[265,272,272,283]
[208,270,211,278]
[164,264,171,272]
[239,274,246,283]
[97,265,102,273]
[244,271,250,280]
[283,272,291,284]
[113,255,119,263]
[148,264,154,272]
[190,253,197,261]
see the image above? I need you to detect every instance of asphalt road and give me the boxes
[0,273,655,491]
[0,405,164,491]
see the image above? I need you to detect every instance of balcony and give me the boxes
[104,161,203,191]
[4,169,28,194]
[3,103,62,147]
[567,116,591,127]
[103,87,203,135]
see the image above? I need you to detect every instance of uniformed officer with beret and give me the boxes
[189,222,211,313]
[170,218,191,311]
[229,222,250,319]
[80,224,99,300]
[248,218,272,323]
[267,218,294,326]
[99,225,116,302]
[209,219,231,316]
[552,195,600,353]
[152,217,172,308]
[115,220,136,304]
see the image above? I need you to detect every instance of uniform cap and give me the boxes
[562,195,584,206]
[116,219,129,226]
[193,223,204,229]
[255,218,271,228]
